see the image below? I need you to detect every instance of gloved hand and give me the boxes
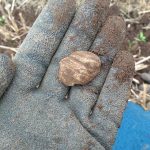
[0,54,15,97]
[0,0,135,149]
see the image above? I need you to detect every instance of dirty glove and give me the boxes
[0,0,135,150]
[0,54,15,97]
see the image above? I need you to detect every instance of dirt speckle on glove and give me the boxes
[113,51,135,82]
[91,16,126,61]
[53,0,75,25]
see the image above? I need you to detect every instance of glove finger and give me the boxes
[13,0,76,92]
[107,5,120,17]
[88,51,134,149]
[68,16,126,118]
[40,0,109,95]
[0,54,15,97]
[94,51,135,125]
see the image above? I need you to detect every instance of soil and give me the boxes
[113,51,135,82]
[0,6,38,56]
[121,13,150,74]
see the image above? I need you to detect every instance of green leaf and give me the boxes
[137,32,147,43]
[128,40,133,48]
[0,16,5,26]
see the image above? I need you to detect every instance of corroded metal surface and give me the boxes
[59,51,101,86]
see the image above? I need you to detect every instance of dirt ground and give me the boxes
[0,0,150,109]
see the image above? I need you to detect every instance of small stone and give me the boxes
[140,73,150,84]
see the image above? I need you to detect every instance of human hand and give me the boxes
[0,0,134,149]
[0,54,15,97]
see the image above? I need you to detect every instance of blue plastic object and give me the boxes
[113,101,150,150]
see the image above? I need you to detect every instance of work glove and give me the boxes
[0,0,135,149]
[0,54,15,97]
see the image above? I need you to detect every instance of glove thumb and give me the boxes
[0,54,15,97]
